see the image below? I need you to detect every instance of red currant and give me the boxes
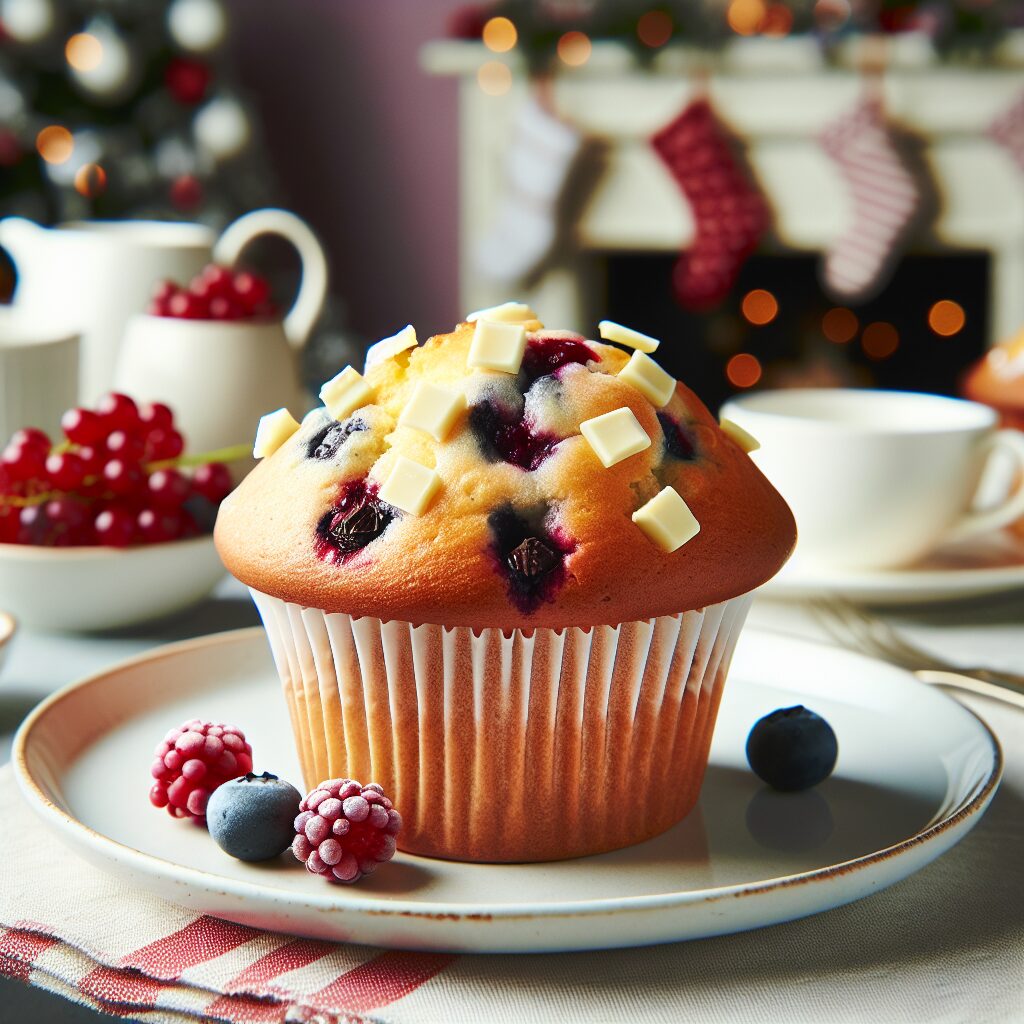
[231,270,269,310]
[168,291,206,319]
[61,407,105,445]
[45,452,86,491]
[8,427,50,454]
[0,508,19,544]
[75,444,104,476]
[192,462,233,504]
[201,264,234,297]
[44,497,89,546]
[208,295,244,321]
[152,280,178,304]
[137,507,183,543]
[1,443,47,483]
[138,402,174,434]
[94,505,136,547]
[17,503,50,544]
[147,468,191,507]
[105,429,145,463]
[97,393,139,433]
[146,428,185,461]
[102,458,144,496]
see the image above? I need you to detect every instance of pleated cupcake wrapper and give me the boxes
[250,590,752,863]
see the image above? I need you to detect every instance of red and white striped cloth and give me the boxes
[820,94,920,302]
[2,684,1024,1024]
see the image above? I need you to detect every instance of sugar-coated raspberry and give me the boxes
[149,719,254,822]
[291,779,401,883]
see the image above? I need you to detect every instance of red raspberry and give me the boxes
[149,719,253,821]
[291,779,401,883]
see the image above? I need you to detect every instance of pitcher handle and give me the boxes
[213,208,328,351]
[0,216,43,288]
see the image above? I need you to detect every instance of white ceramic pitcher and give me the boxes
[0,208,325,403]
[114,209,327,467]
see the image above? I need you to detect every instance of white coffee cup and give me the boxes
[719,388,1024,571]
[0,315,79,444]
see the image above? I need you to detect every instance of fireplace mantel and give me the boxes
[424,40,1024,343]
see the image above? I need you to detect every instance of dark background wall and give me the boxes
[225,0,462,342]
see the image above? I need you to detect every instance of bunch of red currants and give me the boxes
[0,393,233,547]
[150,264,275,321]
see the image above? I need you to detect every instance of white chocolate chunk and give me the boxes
[618,350,676,408]
[579,407,651,468]
[468,319,527,374]
[466,301,538,324]
[632,486,700,553]
[253,408,300,459]
[598,319,660,353]
[399,381,466,441]
[320,366,373,421]
[719,417,760,453]
[378,455,441,516]
[365,324,417,371]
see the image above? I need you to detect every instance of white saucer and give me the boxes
[761,531,1024,605]
[13,627,1000,954]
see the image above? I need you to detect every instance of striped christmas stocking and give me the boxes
[820,95,920,302]
[651,98,769,310]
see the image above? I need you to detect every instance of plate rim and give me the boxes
[12,626,1004,923]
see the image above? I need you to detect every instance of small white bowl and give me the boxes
[0,610,15,673]
[0,536,226,632]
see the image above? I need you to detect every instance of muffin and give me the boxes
[215,306,795,862]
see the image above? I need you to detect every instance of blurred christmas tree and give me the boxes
[0,0,272,227]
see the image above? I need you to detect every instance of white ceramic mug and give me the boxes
[114,209,327,465]
[0,208,328,403]
[0,314,79,443]
[720,389,1024,571]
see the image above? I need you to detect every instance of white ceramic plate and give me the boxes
[14,627,1000,954]
[0,536,225,631]
[761,530,1024,605]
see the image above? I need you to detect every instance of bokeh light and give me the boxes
[814,0,851,31]
[761,3,794,36]
[36,125,74,165]
[741,289,778,326]
[477,61,512,96]
[74,162,107,198]
[637,10,673,48]
[861,322,899,360]
[557,30,592,66]
[482,16,517,53]
[822,307,858,344]
[727,0,766,35]
[726,353,763,388]
[927,299,966,337]
[65,32,103,72]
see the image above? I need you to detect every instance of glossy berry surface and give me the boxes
[149,719,254,821]
[206,772,303,862]
[468,400,560,471]
[745,705,838,792]
[316,481,396,562]
[149,263,277,321]
[519,334,594,386]
[487,506,574,612]
[292,778,401,884]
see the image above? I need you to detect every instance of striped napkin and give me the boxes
[2,688,1023,1024]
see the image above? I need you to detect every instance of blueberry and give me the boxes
[745,705,838,792]
[206,772,302,862]
[657,412,697,461]
[306,417,366,461]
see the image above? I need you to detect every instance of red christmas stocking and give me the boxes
[651,98,769,310]
[820,95,920,302]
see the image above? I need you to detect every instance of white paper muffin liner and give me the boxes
[250,589,752,862]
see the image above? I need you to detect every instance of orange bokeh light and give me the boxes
[557,30,592,66]
[74,162,107,198]
[482,16,517,53]
[36,125,74,165]
[727,0,766,35]
[927,299,966,337]
[741,289,778,326]
[65,32,103,71]
[761,3,794,36]
[862,321,899,360]
[726,353,763,388]
[637,10,673,48]
[477,61,512,96]
[822,307,858,344]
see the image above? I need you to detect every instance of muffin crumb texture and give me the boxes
[216,308,795,628]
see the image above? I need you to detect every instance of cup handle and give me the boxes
[213,208,328,351]
[944,429,1024,543]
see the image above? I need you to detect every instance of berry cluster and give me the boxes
[0,393,234,547]
[149,719,254,821]
[292,779,402,883]
[150,264,275,321]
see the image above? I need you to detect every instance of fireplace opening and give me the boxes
[604,251,990,413]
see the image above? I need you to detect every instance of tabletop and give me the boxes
[2,580,1023,1023]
